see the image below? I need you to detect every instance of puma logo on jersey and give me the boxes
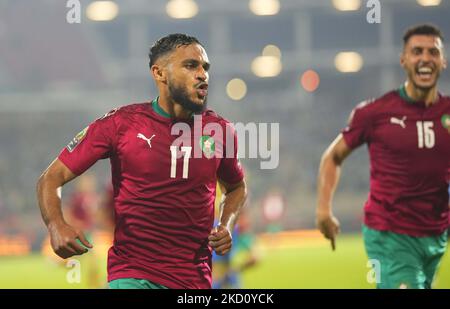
[137,133,155,148]
[390,116,407,128]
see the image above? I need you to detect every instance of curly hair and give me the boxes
[149,33,203,68]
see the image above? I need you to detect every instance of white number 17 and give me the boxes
[170,146,192,179]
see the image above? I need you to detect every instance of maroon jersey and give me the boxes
[58,100,244,288]
[342,88,450,237]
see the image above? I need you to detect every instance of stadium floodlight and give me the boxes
[262,44,282,59]
[250,44,283,78]
[86,1,119,21]
[417,0,441,6]
[301,70,320,92]
[334,52,363,73]
[249,0,280,16]
[251,56,282,78]
[332,0,361,11]
[226,78,248,101]
[166,0,198,19]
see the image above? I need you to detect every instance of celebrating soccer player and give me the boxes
[37,34,247,289]
[316,24,449,289]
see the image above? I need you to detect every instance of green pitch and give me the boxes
[0,252,108,289]
[0,234,448,288]
[242,235,450,289]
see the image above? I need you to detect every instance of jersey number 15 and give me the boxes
[416,121,435,149]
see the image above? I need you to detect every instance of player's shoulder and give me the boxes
[97,102,150,121]
[352,90,399,114]
[114,102,150,116]
[437,94,450,113]
[439,93,450,103]
[202,109,233,126]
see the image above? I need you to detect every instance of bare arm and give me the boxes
[37,158,92,258]
[316,134,353,251]
[208,179,247,255]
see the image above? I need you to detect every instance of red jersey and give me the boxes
[342,88,450,237]
[58,100,244,288]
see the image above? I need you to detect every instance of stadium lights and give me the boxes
[166,0,198,19]
[252,56,282,78]
[252,44,282,78]
[262,44,282,59]
[86,1,119,21]
[417,0,441,6]
[300,70,320,92]
[332,0,361,11]
[335,52,363,73]
[249,0,280,16]
[226,78,248,101]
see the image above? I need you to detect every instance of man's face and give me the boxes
[166,43,210,113]
[401,35,447,91]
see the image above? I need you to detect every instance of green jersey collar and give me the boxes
[398,84,417,104]
[152,97,172,118]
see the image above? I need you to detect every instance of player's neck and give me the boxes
[157,94,192,120]
[404,81,438,107]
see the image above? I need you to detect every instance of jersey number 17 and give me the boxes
[170,146,192,179]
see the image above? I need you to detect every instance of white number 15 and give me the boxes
[416,121,435,149]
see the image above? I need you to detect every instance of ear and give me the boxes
[151,64,167,83]
[400,51,406,69]
[443,57,448,70]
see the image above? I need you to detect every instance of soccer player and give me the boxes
[212,209,258,289]
[36,34,247,289]
[97,182,115,233]
[316,24,449,289]
[65,174,99,233]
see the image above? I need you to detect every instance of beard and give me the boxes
[410,72,439,91]
[168,81,207,114]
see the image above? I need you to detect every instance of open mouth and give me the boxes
[415,66,434,80]
[196,83,208,97]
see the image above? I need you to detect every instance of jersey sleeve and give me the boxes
[58,110,118,175]
[341,100,373,149]
[217,123,245,185]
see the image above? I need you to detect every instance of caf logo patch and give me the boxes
[441,114,450,133]
[98,107,120,121]
[66,126,89,152]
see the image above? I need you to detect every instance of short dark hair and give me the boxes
[148,33,202,68]
[403,24,444,45]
